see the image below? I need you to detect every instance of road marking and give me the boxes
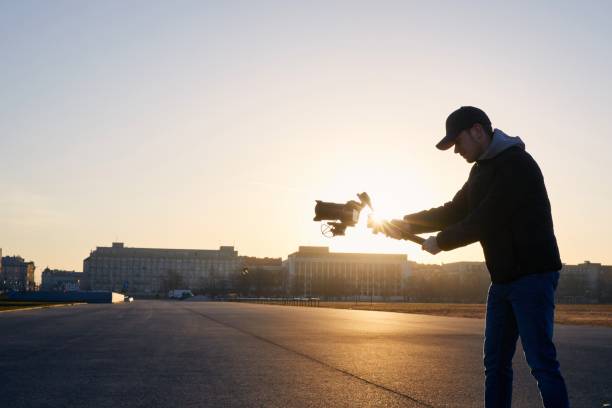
[182,305,436,408]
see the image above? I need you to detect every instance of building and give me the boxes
[600,265,612,303]
[406,262,490,303]
[238,256,285,296]
[242,256,283,271]
[40,268,83,291]
[284,246,410,299]
[1,256,36,291]
[407,260,612,304]
[440,261,488,275]
[557,261,612,303]
[83,242,241,296]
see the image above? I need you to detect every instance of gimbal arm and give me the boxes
[371,219,426,245]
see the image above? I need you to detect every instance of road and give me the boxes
[0,301,610,407]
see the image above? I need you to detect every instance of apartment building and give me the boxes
[83,242,241,295]
[284,246,410,299]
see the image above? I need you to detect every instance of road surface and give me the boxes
[1,301,610,407]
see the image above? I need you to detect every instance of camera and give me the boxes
[313,192,372,237]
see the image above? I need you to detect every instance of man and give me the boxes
[375,106,569,408]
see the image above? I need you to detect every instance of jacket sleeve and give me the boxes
[436,156,533,251]
[402,181,470,234]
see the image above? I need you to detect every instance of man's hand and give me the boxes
[422,236,441,255]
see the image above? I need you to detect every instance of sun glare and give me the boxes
[367,211,384,228]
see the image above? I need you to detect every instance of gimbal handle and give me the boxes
[403,233,426,245]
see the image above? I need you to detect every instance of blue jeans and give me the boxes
[484,271,569,408]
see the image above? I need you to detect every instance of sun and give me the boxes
[367,211,385,229]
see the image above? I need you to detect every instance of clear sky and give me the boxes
[1,1,611,281]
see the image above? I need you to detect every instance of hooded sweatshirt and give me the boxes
[479,129,525,161]
[404,129,562,283]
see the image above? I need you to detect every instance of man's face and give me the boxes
[453,127,485,163]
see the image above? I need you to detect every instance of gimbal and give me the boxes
[313,192,425,245]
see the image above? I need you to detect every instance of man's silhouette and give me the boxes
[376,106,569,408]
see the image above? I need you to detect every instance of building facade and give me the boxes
[238,256,285,296]
[83,242,241,296]
[407,260,612,303]
[1,256,36,291]
[284,246,410,299]
[407,261,490,303]
[557,261,612,303]
[40,268,83,291]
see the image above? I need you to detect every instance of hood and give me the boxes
[478,129,525,161]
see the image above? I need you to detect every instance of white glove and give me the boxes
[422,236,441,255]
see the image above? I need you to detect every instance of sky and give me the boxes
[1,1,611,281]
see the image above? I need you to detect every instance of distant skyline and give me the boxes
[2,1,612,280]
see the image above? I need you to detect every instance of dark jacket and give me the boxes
[404,129,562,284]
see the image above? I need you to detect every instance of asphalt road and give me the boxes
[0,301,610,408]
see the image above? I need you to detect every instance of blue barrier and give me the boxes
[7,291,124,304]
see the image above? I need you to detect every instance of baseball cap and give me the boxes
[436,106,491,150]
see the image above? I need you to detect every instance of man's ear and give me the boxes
[471,123,487,142]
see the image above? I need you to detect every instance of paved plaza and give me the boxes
[0,301,610,407]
